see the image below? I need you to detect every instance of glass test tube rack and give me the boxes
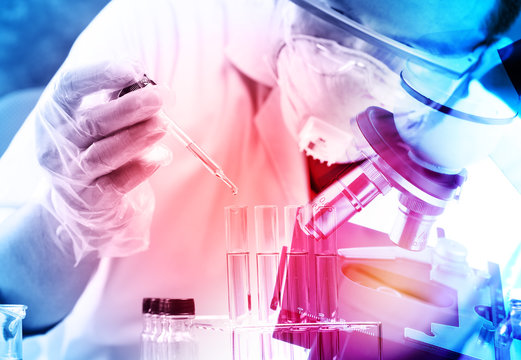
[192,316,383,360]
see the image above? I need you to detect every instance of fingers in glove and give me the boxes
[66,145,171,211]
[73,86,163,146]
[78,114,169,178]
[53,61,141,110]
[94,151,168,195]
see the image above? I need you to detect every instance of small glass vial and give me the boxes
[495,289,521,359]
[164,298,197,360]
[156,299,171,360]
[0,304,27,360]
[225,206,252,323]
[140,298,161,360]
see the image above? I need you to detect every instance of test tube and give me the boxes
[225,206,251,322]
[255,206,280,323]
[313,207,338,321]
[255,206,280,360]
[313,327,340,360]
[281,205,310,324]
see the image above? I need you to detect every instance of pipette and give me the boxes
[118,75,238,195]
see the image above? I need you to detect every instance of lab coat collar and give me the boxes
[224,0,279,88]
[224,1,308,202]
[253,87,310,204]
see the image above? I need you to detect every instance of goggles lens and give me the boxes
[287,0,488,77]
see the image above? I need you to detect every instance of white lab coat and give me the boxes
[1,0,520,359]
[0,0,308,358]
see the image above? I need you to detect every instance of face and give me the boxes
[275,0,499,165]
[328,0,496,55]
[275,3,405,164]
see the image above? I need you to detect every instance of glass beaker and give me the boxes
[0,304,27,360]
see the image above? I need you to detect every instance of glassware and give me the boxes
[118,75,238,195]
[495,289,521,359]
[313,206,338,322]
[254,205,281,359]
[0,304,27,360]
[141,298,197,360]
[255,205,280,323]
[140,298,156,360]
[281,206,310,324]
[232,321,382,360]
[225,206,252,323]
[164,299,197,360]
[190,316,382,359]
[148,298,162,360]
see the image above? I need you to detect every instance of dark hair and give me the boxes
[482,0,521,44]
[327,0,521,47]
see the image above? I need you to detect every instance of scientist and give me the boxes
[0,0,520,358]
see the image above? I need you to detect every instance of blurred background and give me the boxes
[0,0,109,155]
[0,0,110,96]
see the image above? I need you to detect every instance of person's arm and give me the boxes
[0,61,168,333]
[0,0,176,333]
[0,203,99,333]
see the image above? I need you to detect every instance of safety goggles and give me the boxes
[276,33,401,108]
[274,0,518,124]
[286,0,488,78]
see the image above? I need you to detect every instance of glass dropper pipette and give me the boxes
[165,114,238,195]
[118,75,238,195]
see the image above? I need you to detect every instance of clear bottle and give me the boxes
[495,289,521,359]
[165,298,197,360]
[156,299,170,360]
[0,304,27,360]
[148,298,163,360]
[140,298,155,360]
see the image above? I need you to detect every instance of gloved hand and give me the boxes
[33,61,171,264]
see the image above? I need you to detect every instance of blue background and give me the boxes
[0,0,109,155]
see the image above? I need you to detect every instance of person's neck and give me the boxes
[306,155,363,196]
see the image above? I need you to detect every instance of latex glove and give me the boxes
[34,61,171,263]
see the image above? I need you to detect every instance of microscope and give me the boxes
[276,0,521,358]
[291,3,519,252]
